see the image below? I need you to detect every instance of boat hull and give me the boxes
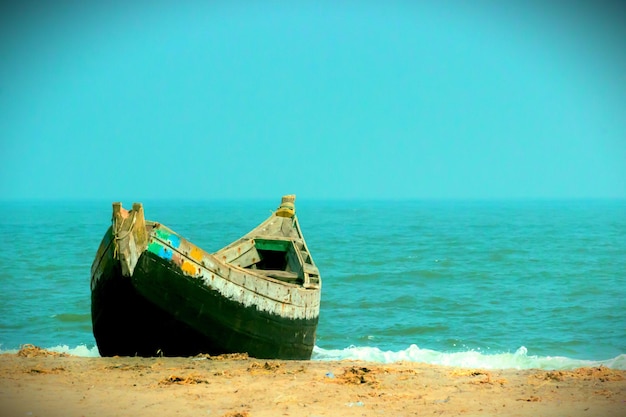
[92,232,319,359]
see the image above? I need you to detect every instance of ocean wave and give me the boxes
[312,344,626,370]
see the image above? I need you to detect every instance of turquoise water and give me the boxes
[1,199,624,370]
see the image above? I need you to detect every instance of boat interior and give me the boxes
[219,237,309,285]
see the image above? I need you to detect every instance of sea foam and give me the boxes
[312,344,626,370]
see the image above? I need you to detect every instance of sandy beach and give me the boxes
[1,346,624,417]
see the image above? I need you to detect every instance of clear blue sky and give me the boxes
[1,1,624,200]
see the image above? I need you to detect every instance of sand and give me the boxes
[1,345,624,417]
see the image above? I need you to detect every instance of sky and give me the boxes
[1,0,625,201]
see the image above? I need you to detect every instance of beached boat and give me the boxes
[90,195,321,359]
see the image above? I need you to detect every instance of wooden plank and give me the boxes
[217,239,256,263]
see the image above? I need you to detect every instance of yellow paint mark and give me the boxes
[189,246,203,262]
[181,260,197,276]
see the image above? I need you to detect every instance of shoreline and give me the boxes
[1,346,625,416]
[4,343,624,370]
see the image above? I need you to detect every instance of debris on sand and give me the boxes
[336,366,380,387]
[540,366,624,382]
[221,411,250,417]
[194,352,249,361]
[158,374,209,385]
[17,344,69,358]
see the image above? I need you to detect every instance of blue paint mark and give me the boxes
[168,234,181,248]
[159,247,173,260]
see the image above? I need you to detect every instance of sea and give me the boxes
[0,199,624,370]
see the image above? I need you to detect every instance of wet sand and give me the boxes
[1,345,624,417]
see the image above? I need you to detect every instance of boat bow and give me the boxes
[112,202,148,277]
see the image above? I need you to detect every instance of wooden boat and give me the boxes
[90,195,321,359]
